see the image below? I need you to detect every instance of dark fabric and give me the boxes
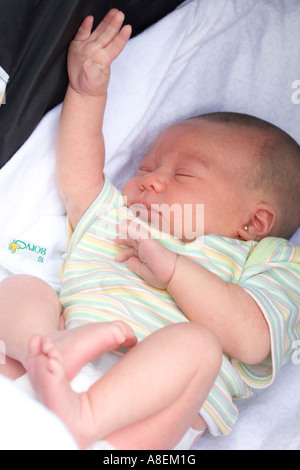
[0,0,186,168]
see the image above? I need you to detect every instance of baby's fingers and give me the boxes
[92,10,129,48]
[105,24,132,61]
[92,9,121,38]
[126,256,146,279]
[126,256,168,290]
[115,248,137,263]
[74,16,94,42]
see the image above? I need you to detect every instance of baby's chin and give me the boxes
[130,203,162,228]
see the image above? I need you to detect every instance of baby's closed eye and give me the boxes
[139,167,152,173]
[175,170,197,178]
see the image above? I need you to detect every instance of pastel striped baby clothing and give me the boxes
[60,176,300,435]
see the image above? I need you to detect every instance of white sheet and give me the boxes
[0,0,299,450]
[0,375,77,450]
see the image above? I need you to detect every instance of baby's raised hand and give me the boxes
[115,221,178,290]
[67,9,131,96]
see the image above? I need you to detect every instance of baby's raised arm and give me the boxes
[56,10,131,229]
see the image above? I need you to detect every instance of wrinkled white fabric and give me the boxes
[0,0,299,450]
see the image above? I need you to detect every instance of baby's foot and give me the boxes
[27,335,97,449]
[27,334,66,402]
[25,321,137,382]
[26,322,137,448]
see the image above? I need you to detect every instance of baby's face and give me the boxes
[122,119,256,242]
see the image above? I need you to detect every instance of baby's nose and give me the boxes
[140,170,170,192]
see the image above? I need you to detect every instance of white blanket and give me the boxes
[0,0,300,450]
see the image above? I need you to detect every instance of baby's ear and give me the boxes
[239,203,276,241]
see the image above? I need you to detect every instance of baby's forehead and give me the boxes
[156,119,259,145]
[149,120,262,160]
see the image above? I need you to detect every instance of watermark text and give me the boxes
[117,201,205,242]
[291,80,300,104]
[292,340,300,365]
[0,340,6,365]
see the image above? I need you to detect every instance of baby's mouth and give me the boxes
[129,201,163,226]
[131,201,157,216]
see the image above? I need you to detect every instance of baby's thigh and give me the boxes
[0,274,62,330]
[0,274,59,309]
[0,356,26,380]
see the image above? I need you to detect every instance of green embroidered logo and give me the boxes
[8,239,47,263]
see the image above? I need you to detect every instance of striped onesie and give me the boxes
[60,176,300,435]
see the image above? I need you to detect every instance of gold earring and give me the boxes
[243,225,249,232]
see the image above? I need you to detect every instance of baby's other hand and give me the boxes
[115,221,178,290]
[67,9,131,97]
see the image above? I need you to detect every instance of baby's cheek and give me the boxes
[122,178,139,204]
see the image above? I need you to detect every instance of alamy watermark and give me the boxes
[292,340,300,365]
[0,340,6,365]
[116,200,205,242]
[291,80,300,104]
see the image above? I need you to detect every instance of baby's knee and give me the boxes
[198,326,223,372]
[0,274,34,300]
[179,323,222,371]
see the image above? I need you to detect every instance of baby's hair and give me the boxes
[193,112,300,239]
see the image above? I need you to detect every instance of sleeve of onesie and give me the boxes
[66,175,123,257]
[232,238,300,389]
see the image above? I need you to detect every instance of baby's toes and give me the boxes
[27,334,43,358]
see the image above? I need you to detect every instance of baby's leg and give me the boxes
[102,324,219,450]
[103,391,208,450]
[27,322,222,449]
[104,396,207,450]
[0,275,62,379]
[0,275,136,381]
[28,321,137,382]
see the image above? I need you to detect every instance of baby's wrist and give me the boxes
[66,85,108,116]
[166,254,180,293]
[68,84,108,100]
